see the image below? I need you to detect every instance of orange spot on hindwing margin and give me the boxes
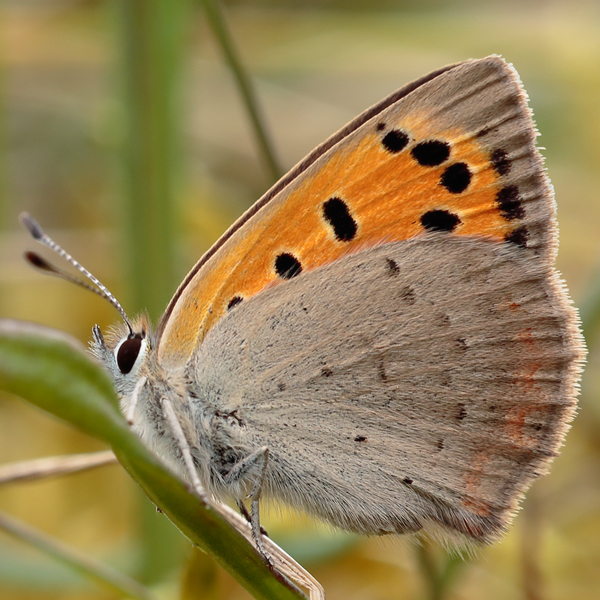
[505,328,544,449]
[461,450,492,517]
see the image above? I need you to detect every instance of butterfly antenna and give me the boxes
[20,212,134,335]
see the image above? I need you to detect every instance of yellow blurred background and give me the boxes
[1,0,599,599]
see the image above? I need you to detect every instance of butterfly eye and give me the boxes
[115,333,145,375]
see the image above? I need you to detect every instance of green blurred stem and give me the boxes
[115,0,190,321]
[0,510,158,600]
[521,489,544,600]
[578,266,600,348]
[573,266,600,443]
[0,44,5,231]
[415,542,465,600]
[200,0,283,182]
[114,0,192,583]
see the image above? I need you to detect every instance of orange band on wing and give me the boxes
[159,115,514,367]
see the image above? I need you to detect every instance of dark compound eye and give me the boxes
[116,334,144,374]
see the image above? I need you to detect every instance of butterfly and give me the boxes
[23,55,585,557]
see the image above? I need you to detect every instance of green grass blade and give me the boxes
[0,510,158,600]
[200,0,283,182]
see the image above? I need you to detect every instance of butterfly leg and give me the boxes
[236,498,270,533]
[236,498,252,522]
[160,397,209,503]
[224,447,271,563]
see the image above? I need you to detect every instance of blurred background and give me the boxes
[1,0,599,599]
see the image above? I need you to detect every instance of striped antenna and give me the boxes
[20,213,134,334]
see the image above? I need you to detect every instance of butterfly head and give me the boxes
[91,312,193,480]
[90,314,153,398]
[19,213,158,400]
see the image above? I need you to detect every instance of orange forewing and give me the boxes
[158,110,512,368]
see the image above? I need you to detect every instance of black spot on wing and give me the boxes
[440,163,471,193]
[505,226,529,248]
[491,148,511,175]
[381,129,409,153]
[496,186,524,220]
[411,140,450,166]
[227,296,243,310]
[385,258,400,276]
[420,210,461,232]
[322,197,357,242]
[275,253,302,279]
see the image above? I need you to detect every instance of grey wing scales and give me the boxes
[192,234,583,542]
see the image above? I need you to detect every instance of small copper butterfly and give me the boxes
[23,56,585,559]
